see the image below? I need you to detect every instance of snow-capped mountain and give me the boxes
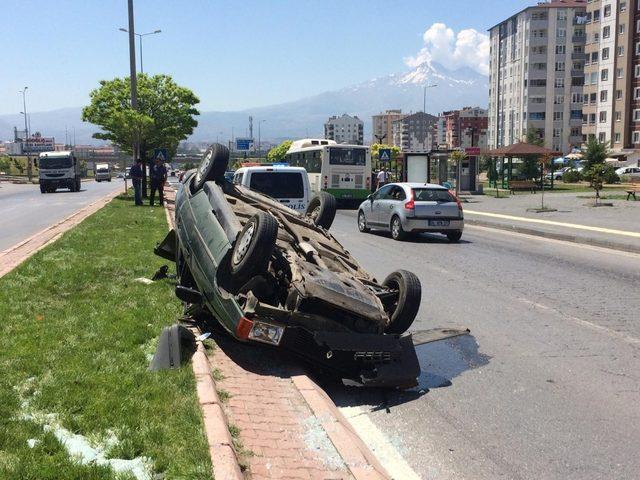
[0,62,488,145]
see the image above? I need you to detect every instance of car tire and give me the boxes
[357,210,370,233]
[390,215,406,241]
[446,230,462,243]
[230,212,278,287]
[382,270,422,335]
[193,143,229,191]
[305,192,337,230]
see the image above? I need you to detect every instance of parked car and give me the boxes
[545,167,570,181]
[615,166,640,176]
[154,144,469,388]
[357,183,464,242]
[233,165,310,212]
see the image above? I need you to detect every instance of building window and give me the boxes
[615,111,622,121]
[634,132,640,143]
[554,111,564,121]
[557,28,566,37]
[617,68,624,78]
[553,128,562,138]
[558,9,567,21]
[554,77,565,88]
[636,42,640,55]
[591,51,598,63]
[599,111,607,123]
[582,114,588,124]
[635,87,640,99]
[599,132,606,142]
[604,4,611,17]
[600,90,608,102]
[615,132,621,143]
[601,69,608,81]
[555,62,565,71]
[603,26,610,38]
[617,89,623,100]
[590,72,598,84]
[590,113,597,124]
[602,47,610,59]
[637,19,640,33]
[635,65,640,77]
[572,93,582,103]
[594,32,600,43]
[618,46,625,56]
[594,9,600,21]
[554,95,564,104]
[555,45,566,54]
[619,24,626,35]
[590,92,597,103]
[620,2,627,12]
[634,109,640,121]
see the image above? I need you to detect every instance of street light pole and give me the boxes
[258,120,266,158]
[119,28,161,74]
[423,84,437,113]
[19,87,31,182]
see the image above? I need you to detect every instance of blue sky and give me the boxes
[1,0,531,115]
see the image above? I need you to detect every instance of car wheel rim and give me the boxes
[310,206,321,221]
[392,219,400,237]
[233,223,255,265]
[358,213,366,230]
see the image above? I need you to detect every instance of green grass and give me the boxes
[0,195,211,479]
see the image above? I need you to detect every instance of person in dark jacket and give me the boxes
[130,159,144,206]
[149,158,167,207]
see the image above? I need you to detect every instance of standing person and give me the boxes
[377,167,389,188]
[149,157,168,207]
[130,159,144,206]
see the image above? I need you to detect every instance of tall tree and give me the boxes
[523,127,544,180]
[82,74,200,192]
[267,140,293,163]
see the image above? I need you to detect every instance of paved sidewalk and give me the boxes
[464,192,640,253]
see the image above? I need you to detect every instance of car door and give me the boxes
[379,185,405,227]
[369,184,392,225]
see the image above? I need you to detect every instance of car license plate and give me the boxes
[429,220,450,226]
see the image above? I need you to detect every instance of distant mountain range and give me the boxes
[0,61,488,146]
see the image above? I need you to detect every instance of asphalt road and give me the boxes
[0,180,124,251]
[325,210,640,480]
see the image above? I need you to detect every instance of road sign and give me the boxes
[379,148,392,162]
[153,148,169,162]
[236,138,253,151]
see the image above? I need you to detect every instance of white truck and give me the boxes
[37,150,81,193]
[94,163,112,182]
[232,165,311,211]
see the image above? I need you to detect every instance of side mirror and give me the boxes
[367,194,373,201]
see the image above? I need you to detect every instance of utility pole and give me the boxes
[126,0,144,196]
[20,87,31,182]
[258,120,266,158]
[119,28,161,74]
[423,84,437,113]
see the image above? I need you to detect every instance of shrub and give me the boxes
[602,165,620,184]
[619,174,632,183]
[562,169,582,183]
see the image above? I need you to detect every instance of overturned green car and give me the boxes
[156,144,468,388]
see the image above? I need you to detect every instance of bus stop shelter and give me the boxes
[485,142,560,189]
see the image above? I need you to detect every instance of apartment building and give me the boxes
[444,107,489,149]
[583,0,640,158]
[324,114,364,145]
[391,111,437,152]
[372,109,406,144]
[488,0,587,153]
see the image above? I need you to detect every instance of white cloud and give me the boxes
[405,23,490,76]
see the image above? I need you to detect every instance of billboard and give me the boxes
[24,136,55,153]
[235,138,253,152]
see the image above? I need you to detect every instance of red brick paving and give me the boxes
[211,339,354,480]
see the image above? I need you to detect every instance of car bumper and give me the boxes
[402,217,464,232]
[40,178,74,187]
[278,326,421,388]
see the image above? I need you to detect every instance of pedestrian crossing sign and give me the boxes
[379,149,391,162]
[153,148,168,162]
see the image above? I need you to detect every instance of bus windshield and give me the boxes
[249,172,304,199]
[40,157,72,169]
[328,148,366,166]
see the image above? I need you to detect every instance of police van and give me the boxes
[232,165,310,211]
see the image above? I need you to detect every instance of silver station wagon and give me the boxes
[357,183,464,242]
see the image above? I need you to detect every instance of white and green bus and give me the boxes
[284,139,371,206]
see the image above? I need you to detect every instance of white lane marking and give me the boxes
[339,405,422,480]
[466,225,640,259]
[465,210,640,238]
[517,297,640,347]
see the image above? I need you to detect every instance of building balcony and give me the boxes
[572,35,586,43]
[571,52,586,60]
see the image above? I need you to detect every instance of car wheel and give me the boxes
[390,215,406,241]
[305,192,337,230]
[446,230,462,243]
[382,270,422,334]
[357,210,370,233]
[230,212,278,288]
[193,143,229,191]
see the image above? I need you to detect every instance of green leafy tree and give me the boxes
[371,144,402,178]
[0,157,11,172]
[522,127,544,180]
[82,74,200,163]
[266,140,293,163]
[582,137,609,169]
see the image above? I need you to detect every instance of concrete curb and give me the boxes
[466,218,640,254]
[0,188,122,277]
[292,375,391,480]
